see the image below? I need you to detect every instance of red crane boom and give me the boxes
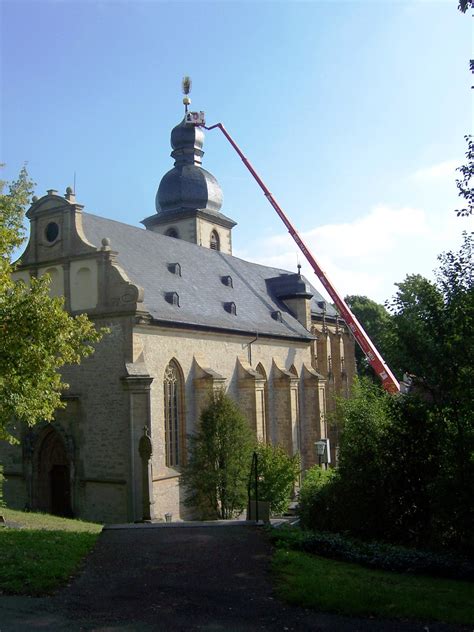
[204,121,400,394]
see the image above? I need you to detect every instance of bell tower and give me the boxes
[141,78,236,254]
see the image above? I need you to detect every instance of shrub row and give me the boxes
[270,526,474,581]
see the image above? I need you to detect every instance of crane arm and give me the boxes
[205,122,400,394]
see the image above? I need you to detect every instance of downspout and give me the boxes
[247,333,259,366]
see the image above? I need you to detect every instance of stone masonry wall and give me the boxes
[60,316,133,523]
[0,315,134,525]
[134,325,317,520]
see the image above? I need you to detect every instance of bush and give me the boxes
[298,379,395,538]
[334,378,395,539]
[298,465,336,529]
[269,526,474,581]
[297,377,474,553]
[252,443,300,515]
[181,390,255,520]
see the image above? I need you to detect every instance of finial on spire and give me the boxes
[182,75,192,113]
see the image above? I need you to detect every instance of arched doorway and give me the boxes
[34,427,72,517]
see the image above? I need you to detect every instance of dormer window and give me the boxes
[167,263,181,276]
[224,301,237,315]
[165,291,180,306]
[221,275,233,288]
[210,230,220,251]
[166,228,179,239]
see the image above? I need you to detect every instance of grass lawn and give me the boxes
[273,549,474,624]
[273,549,474,626]
[0,507,102,595]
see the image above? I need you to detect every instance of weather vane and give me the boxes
[182,75,192,113]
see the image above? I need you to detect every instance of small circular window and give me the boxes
[45,222,59,243]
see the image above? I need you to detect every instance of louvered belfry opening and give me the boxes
[210,230,220,251]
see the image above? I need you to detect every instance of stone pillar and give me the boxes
[301,365,327,470]
[236,359,266,441]
[271,361,300,455]
[193,358,226,423]
[327,327,342,464]
[121,363,153,522]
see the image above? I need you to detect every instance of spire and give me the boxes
[154,80,223,215]
[167,76,203,167]
[141,78,237,255]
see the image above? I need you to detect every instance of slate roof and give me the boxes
[82,213,337,340]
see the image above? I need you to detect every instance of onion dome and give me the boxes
[155,118,223,215]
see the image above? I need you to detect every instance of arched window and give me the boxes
[166,227,179,238]
[163,360,184,468]
[210,230,220,251]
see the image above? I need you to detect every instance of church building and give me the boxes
[1,111,355,523]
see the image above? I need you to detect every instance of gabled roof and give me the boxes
[82,213,337,340]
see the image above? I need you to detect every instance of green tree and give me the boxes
[300,236,473,551]
[334,378,395,539]
[458,0,473,14]
[455,136,473,217]
[345,295,395,378]
[182,390,255,519]
[456,0,473,210]
[0,168,106,443]
[385,274,445,399]
[387,232,473,413]
[379,396,443,547]
[252,442,300,516]
[297,378,395,538]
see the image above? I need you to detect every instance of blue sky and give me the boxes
[2,0,472,302]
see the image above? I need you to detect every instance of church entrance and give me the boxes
[34,427,72,517]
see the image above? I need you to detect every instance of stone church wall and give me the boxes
[0,313,356,524]
[60,316,133,523]
[133,324,321,521]
[312,321,356,464]
[0,315,134,525]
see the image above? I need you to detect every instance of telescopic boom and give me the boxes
[203,121,400,394]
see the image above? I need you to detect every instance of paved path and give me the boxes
[0,523,470,631]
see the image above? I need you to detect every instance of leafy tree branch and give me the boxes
[0,167,107,442]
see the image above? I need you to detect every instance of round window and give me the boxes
[45,222,59,243]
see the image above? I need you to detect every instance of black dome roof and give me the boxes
[156,118,223,215]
